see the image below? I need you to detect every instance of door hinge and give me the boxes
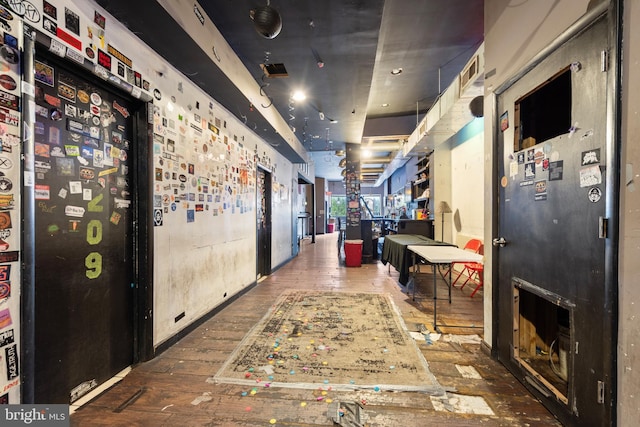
[601,50,609,72]
[598,217,608,239]
[597,380,605,404]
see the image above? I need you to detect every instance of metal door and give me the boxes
[33,53,135,403]
[256,168,271,278]
[494,15,615,426]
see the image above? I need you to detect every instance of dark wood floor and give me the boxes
[71,234,561,426]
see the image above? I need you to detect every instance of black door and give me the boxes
[33,53,135,403]
[495,16,615,426]
[256,168,271,278]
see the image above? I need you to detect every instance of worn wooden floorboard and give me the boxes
[70,234,561,426]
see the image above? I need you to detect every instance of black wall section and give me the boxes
[257,168,272,277]
[493,7,618,425]
[20,27,38,405]
[131,102,154,364]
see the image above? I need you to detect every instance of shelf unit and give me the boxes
[411,155,431,218]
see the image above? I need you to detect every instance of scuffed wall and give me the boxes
[0,10,22,404]
[451,127,484,246]
[12,0,297,353]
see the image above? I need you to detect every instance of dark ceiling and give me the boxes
[97,0,484,182]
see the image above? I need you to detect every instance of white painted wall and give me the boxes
[272,164,296,267]
[451,130,485,246]
[432,147,450,242]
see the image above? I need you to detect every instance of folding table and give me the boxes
[380,234,451,285]
[407,244,483,332]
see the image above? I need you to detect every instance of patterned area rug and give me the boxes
[213,290,444,394]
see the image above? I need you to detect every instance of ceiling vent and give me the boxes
[460,54,479,93]
[261,63,288,78]
[419,120,427,137]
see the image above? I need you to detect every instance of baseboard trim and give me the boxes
[153,253,296,356]
[70,366,132,414]
[154,280,257,356]
[480,339,492,357]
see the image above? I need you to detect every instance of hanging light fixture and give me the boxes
[250,1,282,39]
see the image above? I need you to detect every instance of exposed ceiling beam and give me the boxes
[361,168,385,174]
[361,156,393,164]
[360,142,403,151]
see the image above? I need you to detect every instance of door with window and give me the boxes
[494,16,615,426]
[33,52,136,403]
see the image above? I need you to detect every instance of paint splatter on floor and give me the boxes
[455,364,482,379]
[430,393,495,415]
[213,290,444,393]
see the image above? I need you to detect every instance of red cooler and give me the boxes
[344,239,363,267]
[327,223,335,233]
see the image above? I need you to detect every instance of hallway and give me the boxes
[70,234,560,426]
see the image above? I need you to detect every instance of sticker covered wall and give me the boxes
[0,0,21,404]
[3,0,298,385]
[8,0,297,346]
[151,103,258,227]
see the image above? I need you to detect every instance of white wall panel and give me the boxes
[451,132,484,243]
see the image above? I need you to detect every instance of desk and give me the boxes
[407,245,483,332]
[381,234,451,285]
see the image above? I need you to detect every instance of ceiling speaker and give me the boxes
[469,96,484,118]
[250,5,282,39]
